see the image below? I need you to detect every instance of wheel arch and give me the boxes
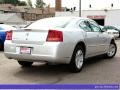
[110,38,115,44]
[74,41,86,56]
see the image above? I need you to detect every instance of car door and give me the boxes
[79,20,100,57]
[88,20,108,53]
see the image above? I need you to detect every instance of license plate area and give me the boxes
[20,47,31,54]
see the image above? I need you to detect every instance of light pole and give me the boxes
[79,0,81,17]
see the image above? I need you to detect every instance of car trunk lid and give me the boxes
[12,29,48,45]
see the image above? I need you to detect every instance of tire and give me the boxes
[0,41,3,51]
[105,42,117,58]
[69,46,84,73]
[18,61,33,67]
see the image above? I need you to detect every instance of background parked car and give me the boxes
[104,26,120,38]
[0,24,16,50]
[100,26,119,38]
[4,17,117,72]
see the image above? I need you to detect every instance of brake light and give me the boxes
[6,31,12,40]
[46,30,63,42]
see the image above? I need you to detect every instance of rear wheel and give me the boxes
[69,46,84,73]
[105,42,117,58]
[18,61,33,67]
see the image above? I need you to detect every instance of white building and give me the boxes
[55,9,120,26]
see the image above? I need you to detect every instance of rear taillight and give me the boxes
[46,30,63,42]
[6,31,12,40]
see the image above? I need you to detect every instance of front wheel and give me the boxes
[105,42,117,58]
[69,46,84,73]
[18,61,33,67]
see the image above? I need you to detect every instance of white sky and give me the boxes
[22,0,120,10]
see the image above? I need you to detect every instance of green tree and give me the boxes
[27,0,33,8]
[18,1,27,6]
[35,0,46,8]
[0,0,3,4]
[0,0,27,6]
[3,0,19,5]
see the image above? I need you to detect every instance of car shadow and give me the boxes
[14,63,71,83]
[13,55,108,83]
[84,55,107,66]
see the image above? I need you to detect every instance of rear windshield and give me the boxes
[27,17,72,29]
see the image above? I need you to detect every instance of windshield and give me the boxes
[26,17,73,29]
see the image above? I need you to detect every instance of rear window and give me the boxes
[27,17,72,29]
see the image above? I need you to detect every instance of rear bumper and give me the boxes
[4,41,72,64]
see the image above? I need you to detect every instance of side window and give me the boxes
[88,21,101,32]
[79,21,92,32]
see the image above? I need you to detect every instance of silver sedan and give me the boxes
[4,17,117,72]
